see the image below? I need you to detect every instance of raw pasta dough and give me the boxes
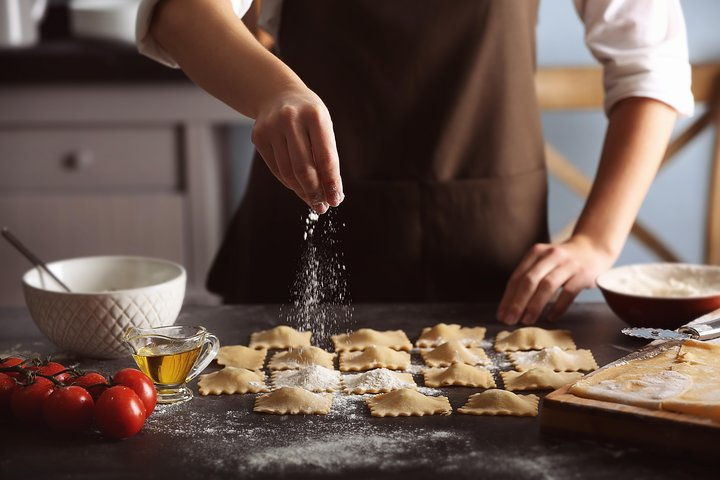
[458,389,539,416]
[570,340,720,420]
[423,363,496,388]
[268,346,335,370]
[365,388,452,417]
[501,368,583,391]
[332,328,412,352]
[509,346,598,372]
[254,386,333,415]
[249,325,312,350]
[494,327,576,352]
[198,367,268,395]
[343,368,416,394]
[271,365,341,392]
[420,340,490,367]
[415,323,487,348]
[339,345,411,372]
[216,345,267,371]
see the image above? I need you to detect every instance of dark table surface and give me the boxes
[0,303,715,479]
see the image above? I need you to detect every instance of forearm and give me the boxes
[572,97,678,258]
[150,0,304,119]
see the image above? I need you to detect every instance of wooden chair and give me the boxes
[536,63,720,264]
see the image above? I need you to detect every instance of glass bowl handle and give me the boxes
[186,333,220,382]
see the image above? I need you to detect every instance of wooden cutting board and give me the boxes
[539,343,720,454]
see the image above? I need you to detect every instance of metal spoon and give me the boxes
[1,227,72,292]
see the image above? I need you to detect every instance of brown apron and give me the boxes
[207,0,549,303]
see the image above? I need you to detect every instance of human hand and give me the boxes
[496,235,616,325]
[251,88,344,214]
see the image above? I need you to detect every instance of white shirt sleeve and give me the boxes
[135,0,253,68]
[574,0,694,116]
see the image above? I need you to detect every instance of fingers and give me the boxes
[252,94,343,213]
[497,244,587,326]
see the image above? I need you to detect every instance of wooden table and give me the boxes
[0,304,715,479]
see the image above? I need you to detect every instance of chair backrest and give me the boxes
[536,64,720,264]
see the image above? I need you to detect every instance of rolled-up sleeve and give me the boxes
[574,0,694,116]
[136,0,253,68]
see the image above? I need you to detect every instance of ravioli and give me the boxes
[415,323,487,348]
[457,389,539,417]
[249,325,312,350]
[494,327,576,352]
[198,367,268,395]
[365,388,452,417]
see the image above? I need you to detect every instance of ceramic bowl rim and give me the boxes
[22,255,186,296]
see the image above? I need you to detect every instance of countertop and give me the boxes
[0,303,715,479]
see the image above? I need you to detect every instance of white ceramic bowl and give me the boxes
[69,0,141,44]
[23,256,186,359]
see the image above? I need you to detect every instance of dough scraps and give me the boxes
[457,389,539,417]
[268,346,336,370]
[271,365,341,392]
[339,345,411,372]
[198,367,268,395]
[331,328,412,352]
[365,388,452,417]
[420,340,491,367]
[415,323,487,348]
[216,345,267,371]
[569,340,720,420]
[423,363,496,388]
[249,325,312,350]
[501,368,583,391]
[494,327,576,352]
[343,368,417,394]
[254,386,333,415]
[509,346,598,372]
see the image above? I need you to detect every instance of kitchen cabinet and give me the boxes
[0,80,250,306]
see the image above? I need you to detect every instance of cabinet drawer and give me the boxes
[0,127,178,190]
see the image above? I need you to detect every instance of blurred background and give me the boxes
[0,0,718,306]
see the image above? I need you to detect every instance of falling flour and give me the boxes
[281,208,353,348]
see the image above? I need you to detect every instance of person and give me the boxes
[136,0,693,324]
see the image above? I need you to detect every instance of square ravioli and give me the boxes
[331,328,412,352]
[501,368,584,391]
[339,345,411,372]
[508,346,598,372]
[268,346,336,370]
[216,345,267,371]
[365,388,452,417]
[254,386,333,415]
[458,389,539,416]
[343,368,417,394]
[494,327,576,352]
[420,340,491,367]
[415,323,487,348]
[271,365,341,392]
[198,367,268,395]
[423,363,496,388]
[249,325,312,350]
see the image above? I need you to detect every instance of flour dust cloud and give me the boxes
[281,208,353,347]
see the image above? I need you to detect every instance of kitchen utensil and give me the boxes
[23,255,186,359]
[596,263,720,329]
[621,306,720,341]
[0,0,47,47]
[123,325,219,404]
[2,227,72,292]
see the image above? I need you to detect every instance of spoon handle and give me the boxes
[1,227,72,293]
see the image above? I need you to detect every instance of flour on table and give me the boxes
[271,365,341,392]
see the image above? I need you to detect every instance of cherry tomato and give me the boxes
[94,386,146,440]
[112,368,156,417]
[0,357,26,380]
[0,372,17,422]
[32,361,71,383]
[42,385,95,432]
[10,377,55,426]
[71,372,109,400]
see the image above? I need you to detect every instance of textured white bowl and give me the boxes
[23,256,186,359]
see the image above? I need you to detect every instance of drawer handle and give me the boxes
[62,150,96,171]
